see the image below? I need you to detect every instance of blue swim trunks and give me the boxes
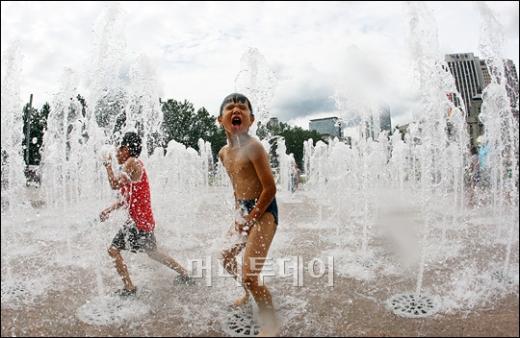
[238,198,278,225]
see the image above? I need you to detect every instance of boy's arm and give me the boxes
[104,158,141,189]
[107,199,125,212]
[100,198,125,222]
[247,142,277,224]
[122,158,143,182]
[104,162,129,189]
[101,161,137,219]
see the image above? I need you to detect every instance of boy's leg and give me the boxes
[222,242,246,279]
[242,213,278,334]
[222,242,248,306]
[108,245,136,291]
[146,247,189,277]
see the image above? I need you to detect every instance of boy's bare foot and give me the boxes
[257,311,279,337]
[231,292,249,308]
[175,274,195,286]
[114,287,137,297]
[257,320,280,337]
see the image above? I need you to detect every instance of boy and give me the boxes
[100,131,191,296]
[218,93,279,336]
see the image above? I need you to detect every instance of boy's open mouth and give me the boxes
[231,116,242,128]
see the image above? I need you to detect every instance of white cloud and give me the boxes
[2,1,518,127]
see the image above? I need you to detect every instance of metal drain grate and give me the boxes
[387,293,438,318]
[223,308,260,337]
[491,269,516,285]
[1,282,28,298]
[76,295,149,325]
[355,256,375,268]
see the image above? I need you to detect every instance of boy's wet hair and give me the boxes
[219,93,253,116]
[120,131,142,157]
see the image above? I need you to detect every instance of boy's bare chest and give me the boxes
[222,150,253,176]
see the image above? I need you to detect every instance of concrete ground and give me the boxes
[2,189,519,336]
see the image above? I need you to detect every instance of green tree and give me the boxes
[257,120,323,170]
[279,126,322,169]
[76,94,87,118]
[94,90,127,141]
[162,99,194,147]
[161,99,225,156]
[209,126,227,159]
[22,102,50,165]
[192,107,218,144]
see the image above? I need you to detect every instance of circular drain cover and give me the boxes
[223,308,260,337]
[387,293,438,318]
[2,282,27,297]
[1,281,30,303]
[76,295,149,325]
[491,269,516,285]
[355,256,375,268]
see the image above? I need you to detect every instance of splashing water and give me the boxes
[1,2,518,336]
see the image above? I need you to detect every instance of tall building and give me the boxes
[445,53,519,146]
[309,117,342,139]
[504,60,519,121]
[364,107,392,140]
[267,117,280,129]
[479,60,492,88]
[380,106,392,134]
[445,53,484,113]
[468,94,483,148]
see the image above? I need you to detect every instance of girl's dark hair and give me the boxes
[219,93,253,116]
[120,132,142,157]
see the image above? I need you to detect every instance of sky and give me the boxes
[1,1,519,129]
